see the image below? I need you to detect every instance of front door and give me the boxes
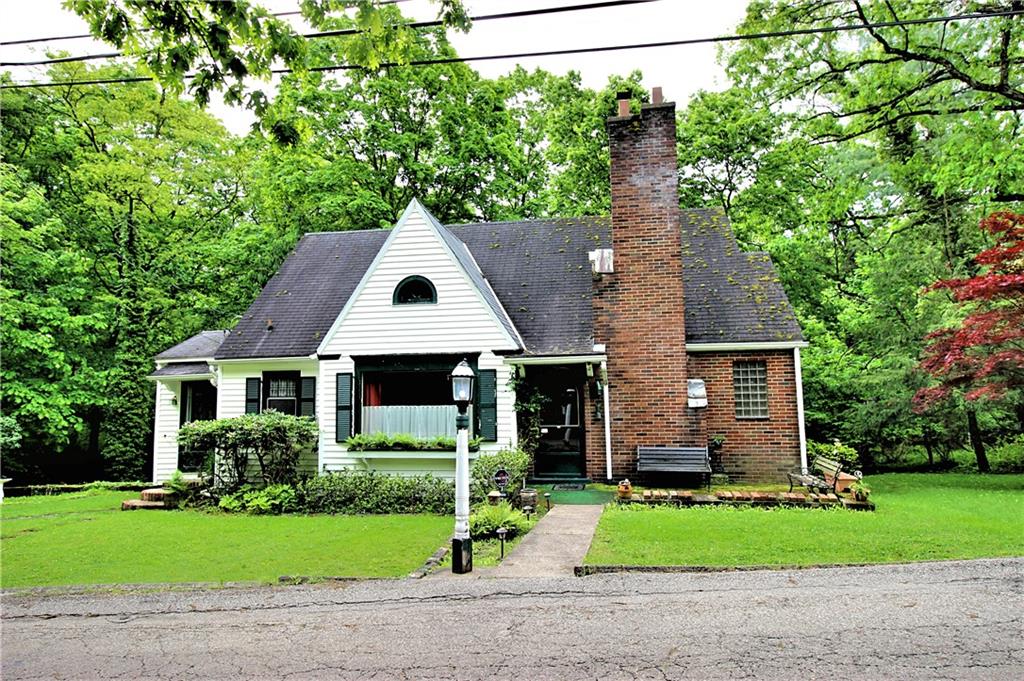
[532,366,586,479]
[178,380,217,472]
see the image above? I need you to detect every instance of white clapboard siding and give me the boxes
[318,356,359,472]
[217,359,318,418]
[152,381,181,483]
[321,207,519,356]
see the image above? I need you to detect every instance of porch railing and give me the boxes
[361,405,471,439]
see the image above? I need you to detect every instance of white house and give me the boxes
[150,91,807,484]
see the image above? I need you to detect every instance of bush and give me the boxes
[218,484,298,515]
[0,415,22,454]
[983,435,1024,473]
[178,411,319,491]
[469,501,530,539]
[344,432,482,452]
[807,439,861,470]
[471,449,531,504]
[297,471,454,514]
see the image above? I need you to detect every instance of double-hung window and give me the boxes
[267,376,298,414]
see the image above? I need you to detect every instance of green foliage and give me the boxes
[344,432,481,452]
[807,440,861,470]
[297,471,454,514]
[165,470,190,497]
[470,449,531,503]
[178,412,318,490]
[985,435,1024,474]
[509,370,547,458]
[469,501,529,539]
[0,415,22,455]
[218,484,298,515]
[66,1,469,117]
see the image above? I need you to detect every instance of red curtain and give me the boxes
[363,379,383,406]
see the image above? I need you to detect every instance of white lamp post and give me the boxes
[451,359,475,574]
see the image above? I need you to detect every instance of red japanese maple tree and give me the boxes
[913,212,1024,452]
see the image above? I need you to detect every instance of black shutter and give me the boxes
[245,378,262,414]
[335,373,353,442]
[478,369,497,441]
[300,377,316,418]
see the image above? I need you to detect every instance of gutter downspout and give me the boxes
[794,347,808,474]
[601,361,612,482]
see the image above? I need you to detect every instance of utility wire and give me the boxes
[1,0,660,67]
[3,8,1022,90]
[0,0,411,46]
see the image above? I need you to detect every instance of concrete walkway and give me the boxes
[488,504,604,578]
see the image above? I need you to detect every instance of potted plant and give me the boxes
[849,480,871,502]
[617,479,633,499]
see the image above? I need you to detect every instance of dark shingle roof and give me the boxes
[205,208,801,360]
[150,362,213,378]
[215,229,388,359]
[155,330,227,360]
[450,217,607,355]
[678,209,803,344]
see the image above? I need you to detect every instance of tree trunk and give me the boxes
[923,438,934,468]
[966,408,990,473]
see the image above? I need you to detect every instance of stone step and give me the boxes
[121,499,169,511]
[140,488,172,502]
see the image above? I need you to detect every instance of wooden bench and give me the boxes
[788,456,843,494]
[637,446,711,491]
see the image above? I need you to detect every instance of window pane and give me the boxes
[269,379,296,398]
[733,361,768,418]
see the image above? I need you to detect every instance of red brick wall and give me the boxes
[593,101,692,480]
[687,350,801,481]
[582,373,607,479]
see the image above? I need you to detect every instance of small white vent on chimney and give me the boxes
[589,248,614,274]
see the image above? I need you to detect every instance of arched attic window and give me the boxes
[393,275,437,305]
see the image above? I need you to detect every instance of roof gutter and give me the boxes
[504,354,607,366]
[210,355,318,364]
[686,341,808,352]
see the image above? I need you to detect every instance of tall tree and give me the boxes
[1,64,255,479]
[66,0,469,118]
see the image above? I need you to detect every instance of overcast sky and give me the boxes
[1,0,750,134]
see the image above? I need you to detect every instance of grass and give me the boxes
[586,473,1024,567]
[1,490,452,588]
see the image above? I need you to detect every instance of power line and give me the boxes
[0,0,411,47]
[1,1,660,67]
[3,9,1022,91]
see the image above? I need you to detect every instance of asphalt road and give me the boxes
[2,558,1022,680]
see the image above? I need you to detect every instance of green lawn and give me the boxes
[586,473,1024,567]
[1,491,452,588]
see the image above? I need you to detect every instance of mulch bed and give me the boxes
[620,489,875,511]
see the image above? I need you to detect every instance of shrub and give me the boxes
[178,411,319,491]
[984,435,1024,473]
[807,439,861,470]
[218,484,298,515]
[0,415,22,454]
[471,449,531,504]
[469,501,530,539]
[297,471,454,514]
[344,432,482,452]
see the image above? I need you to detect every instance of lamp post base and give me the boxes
[451,537,473,574]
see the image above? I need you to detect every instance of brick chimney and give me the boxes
[593,88,689,479]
